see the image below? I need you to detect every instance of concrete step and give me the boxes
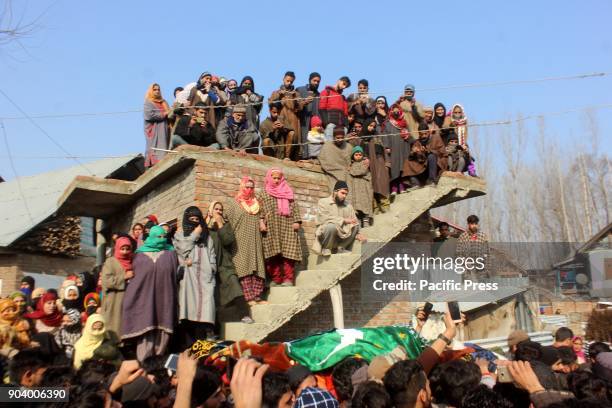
[250,303,293,322]
[222,321,268,342]
[220,175,486,343]
[295,269,343,288]
[266,286,308,304]
[307,251,361,270]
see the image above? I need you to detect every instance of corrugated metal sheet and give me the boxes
[429,285,528,313]
[467,331,554,353]
[0,155,140,247]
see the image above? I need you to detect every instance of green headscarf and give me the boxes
[9,291,25,300]
[351,145,364,159]
[135,225,174,253]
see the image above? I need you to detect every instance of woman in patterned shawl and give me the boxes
[224,176,267,305]
[259,168,302,286]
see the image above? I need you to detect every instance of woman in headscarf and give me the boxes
[81,292,101,324]
[362,118,390,214]
[73,314,107,369]
[0,298,17,329]
[258,168,302,287]
[237,75,264,128]
[374,96,389,132]
[433,103,452,144]
[381,103,412,195]
[187,72,228,129]
[9,292,28,316]
[224,176,267,305]
[121,225,178,361]
[131,223,144,248]
[225,79,240,105]
[173,206,217,346]
[205,201,252,324]
[101,236,134,338]
[54,308,82,359]
[61,284,81,312]
[24,292,63,335]
[573,336,586,365]
[144,83,170,168]
[449,104,468,146]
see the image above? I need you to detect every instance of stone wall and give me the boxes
[0,252,95,297]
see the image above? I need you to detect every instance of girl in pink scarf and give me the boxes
[260,168,302,286]
[264,168,294,216]
[573,336,586,364]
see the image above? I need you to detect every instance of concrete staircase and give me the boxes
[222,174,486,342]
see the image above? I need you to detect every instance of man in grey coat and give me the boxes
[296,72,321,159]
[216,105,260,153]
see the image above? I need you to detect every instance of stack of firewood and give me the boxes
[12,216,81,257]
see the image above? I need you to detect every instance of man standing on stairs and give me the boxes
[318,128,352,192]
[312,181,367,256]
[456,214,490,281]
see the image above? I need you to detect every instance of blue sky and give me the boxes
[1,0,611,179]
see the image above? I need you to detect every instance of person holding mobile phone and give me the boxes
[296,72,322,159]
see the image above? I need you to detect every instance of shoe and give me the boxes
[241,316,255,324]
[322,249,332,256]
[362,217,371,228]
[270,282,280,287]
[369,216,374,226]
[281,281,294,287]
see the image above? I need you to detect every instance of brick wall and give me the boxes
[109,153,329,249]
[192,154,329,247]
[112,166,196,233]
[0,252,95,297]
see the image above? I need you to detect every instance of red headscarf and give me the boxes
[114,237,134,271]
[235,176,260,215]
[264,168,294,216]
[389,104,408,130]
[24,292,62,327]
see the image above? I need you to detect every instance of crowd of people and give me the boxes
[143,71,477,225]
[1,276,611,408]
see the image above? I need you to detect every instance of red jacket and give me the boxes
[319,86,348,115]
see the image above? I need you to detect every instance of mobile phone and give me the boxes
[497,365,514,383]
[447,301,461,323]
[164,354,179,372]
[423,302,434,320]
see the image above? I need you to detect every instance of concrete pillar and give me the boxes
[329,283,345,329]
[95,219,107,266]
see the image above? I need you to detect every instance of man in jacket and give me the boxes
[347,79,376,122]
[216,105,259,153]
[296,72,322,159]
[312,181,367,256]
[173,103,218,148]
[319,76,351,129]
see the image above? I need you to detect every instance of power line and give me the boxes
[0,71,610,120]
[0,120,35,226]
[0,102,609,161]
[0,88,93,174]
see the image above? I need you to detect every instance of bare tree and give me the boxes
[0,0,53,57]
